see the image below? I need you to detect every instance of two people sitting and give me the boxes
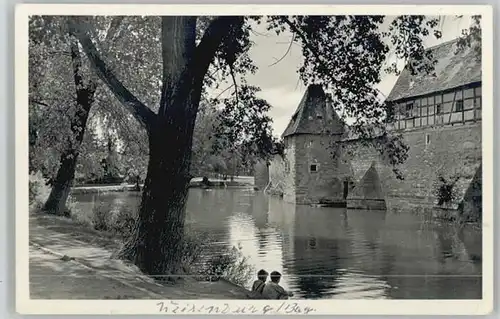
[250,269,294,299]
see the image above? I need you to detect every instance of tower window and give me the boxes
[309,164,318,172]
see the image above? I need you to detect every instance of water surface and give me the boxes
[73,188,482,299]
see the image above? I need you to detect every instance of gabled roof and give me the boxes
[386,38,481,102]
[282,84,344,138]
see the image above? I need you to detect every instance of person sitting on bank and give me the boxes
[249,269,268,298]
[262,271,294,299]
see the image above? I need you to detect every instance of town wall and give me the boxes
[342,122,482,208]
[265,121,482,210]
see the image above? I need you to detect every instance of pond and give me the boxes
[72,188,482,300]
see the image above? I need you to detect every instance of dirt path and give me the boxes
[29,215,250,300]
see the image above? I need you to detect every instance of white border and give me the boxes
[15,4,494,315]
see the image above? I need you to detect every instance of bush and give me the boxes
[73,203,254,288]
[87,204,138,238]
[90,204,111,231]
[29,171,51,213]
[202,243,254,287]
[110,207,137,240]
[176,230,254,287]
[433,173,460,207]
[220,244,255,287]
[179,230,211,274]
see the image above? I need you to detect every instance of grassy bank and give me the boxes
[30,214,252,299]
[29,171,256,297]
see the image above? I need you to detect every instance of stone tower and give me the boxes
[275,84,352,206]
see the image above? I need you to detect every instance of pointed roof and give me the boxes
[386,38,481,102]
[348,162,385,200]
[282,84,344,138]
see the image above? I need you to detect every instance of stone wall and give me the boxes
[292,134,352,205]
[343,122,482,208]
[262,122,481,213]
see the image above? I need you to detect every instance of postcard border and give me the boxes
[15,4,494,315]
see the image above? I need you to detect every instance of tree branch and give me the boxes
[281,17,327,72]
[186,16,244,110]
[229,64,239,107]
[213,84,235,100]
[269,33,296,67]
[29,99,50,107]
[79,16,126,93]
[67,18,155,132]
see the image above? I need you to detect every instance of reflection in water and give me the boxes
[72,188,482,299]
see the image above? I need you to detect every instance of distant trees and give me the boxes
[29,16,127,215]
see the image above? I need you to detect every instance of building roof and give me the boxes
[282,84,344,138]
[386,38,481,102]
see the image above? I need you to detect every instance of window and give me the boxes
[474,98,481,109]
[475,87,482,97]
[436,103,442,115]
[405,103,414,117]
[435,94,442,104]
[425,134,430,145]
[455,100,464,112]
[309,164,318,173]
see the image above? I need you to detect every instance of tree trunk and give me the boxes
[42,150,80,215]
[119,106,197,278]
[117,17,201,278]
[42,36,96,215]
[42,92,93,215]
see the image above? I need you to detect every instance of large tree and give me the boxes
[67,15,480,277]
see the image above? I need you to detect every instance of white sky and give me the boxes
[211,16,473,137]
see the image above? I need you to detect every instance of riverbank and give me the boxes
[71,176,255,195]
[29,214,251,299]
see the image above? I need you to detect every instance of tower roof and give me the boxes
[282,84,344,138]
[386,38,481,102]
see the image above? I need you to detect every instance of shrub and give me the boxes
[110,207,137,240]
[202,243,254,287]
[72,203,254,288]
[29,171,51,213]
[179,230,209,274]
[204,252,237,282]
[65,194,79,216]
[91,204,112,231]
[221,244,255,287]
[433,173,460,207]
[86,204,138,238]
